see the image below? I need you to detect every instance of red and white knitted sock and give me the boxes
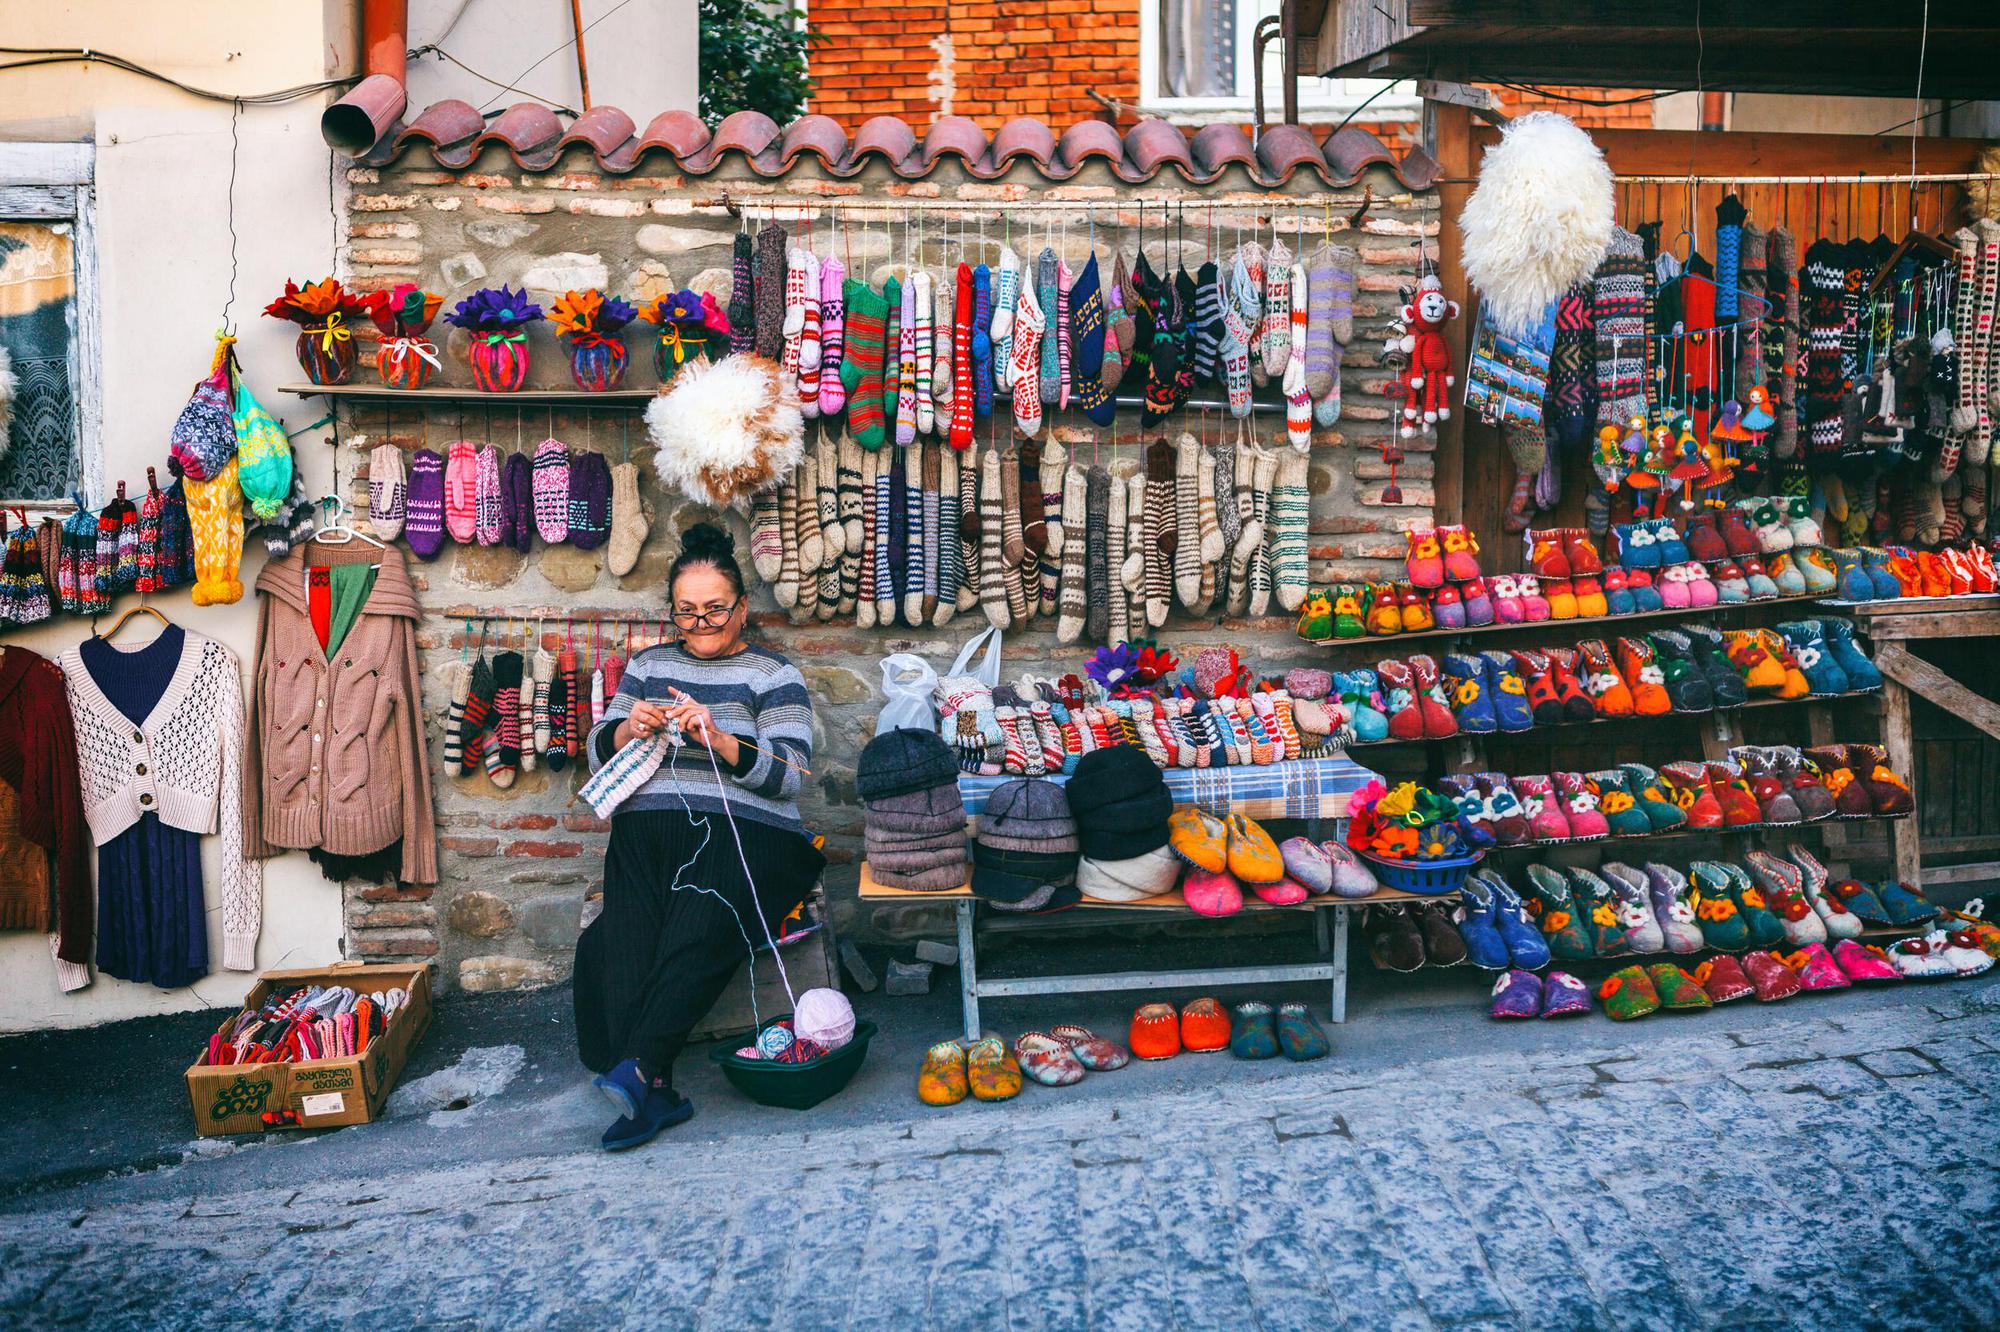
[797,250,822,419]
[994,706,1032,774]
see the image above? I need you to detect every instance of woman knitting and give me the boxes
[573,522,821,1151]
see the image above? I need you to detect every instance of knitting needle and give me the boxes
[665,686,814,776]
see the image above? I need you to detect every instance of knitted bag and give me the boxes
[231,377,294,520]
[169,346,238,482]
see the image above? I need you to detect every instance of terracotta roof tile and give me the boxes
[336,97,1438,191]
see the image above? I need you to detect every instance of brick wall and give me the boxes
[339,149,1439,991]
[810,0,1141,126]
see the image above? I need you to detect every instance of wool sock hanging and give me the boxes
[1011,279,1046,437]
[518,652,538,774]
[1270,447,1311,612]
[857,447,880,629]
[950,263,975,448]
[1001,441,1030,569]
[1172,435,1203,608]
[1037,441,1066,614]
[774,474,802,610]
[568,651,588,763]
[951,453,979,617]
[1056,464,1088,643]
[1197,436,1224,570]
[1170,269,1198,411]
[881,276,902,444]
[503,451,533,554]
[567,449,611,552]
[368,443,406,540]
[1283,263,1311,447]
[894,279,918,447]
[1767,228,1801,458]
[840,279,890,449]
[1120,466,1148,628]
[750,487,783,582]
[443,660,470,772]
[1735,221,1766,392]
[781,247,809,406]
[884,447,907,624]
[1247,445,1277,617]
[754,225,787,361]
[972,263,995,418]
[815,550,841,623]
[1037,249,1061,404]
[1261,238,1294,381]
[1105,464,1129,644]
[796,450,825,580]
[1220,256,1256,417]
[458,653,496,776]
[837,535,860,619]
[1946,225,1982,467]
[1143,439,1175,627]
[912,271,935,436]
[814,432,844,559]
[818,256,847,416]
[932,270,955,437]
[94,501,122,597]
[1083,465,1110,644]
[405,448,446,560]
[532,438,570,544]
[485,651,523,789]
[134,480,163,595]
[1107,252,1137,361]
[1070,255,1110,420]
[606,461,647,576]
[1055,258,1073,408]
[543,656,569,772]
[906,440,933,624]
[444,440,479,544]
[1546,283,1597,454]
[999,445,1030,622]
[977,445,1010,629]
[472,444,504,546]
[1191,260,1223,384]
[991,247,1021,391]
[1590,227,1647,432]
[1142,284,1181,431]
[1802,239,1848,461]
[797,251,822,418]
[827,432,862,554]
[869,443,895,625]
[1504,422,1546,531]
[1970,220,2000,466]
[1314,343,1344,427]
[1302,243,1341,400]
[728,231,756,355]
[936,446,960,625]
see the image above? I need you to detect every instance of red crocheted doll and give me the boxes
[1398,274,1460,438]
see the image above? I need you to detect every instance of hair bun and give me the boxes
[679,521,734,560]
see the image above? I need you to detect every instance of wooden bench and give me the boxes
[860,863,1429,1042]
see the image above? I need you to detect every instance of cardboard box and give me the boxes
[185,962,432,1137]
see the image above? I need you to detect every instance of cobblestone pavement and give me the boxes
[6,982,2000,1332]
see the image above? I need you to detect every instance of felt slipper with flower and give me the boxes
[1538,970,1593,1018]
[1829,940,1901,985]
[1741,950,1805,1001]
[1050,1024,1129,1071]
[1179,997,1232,1053]
[965,1036,1023,1101]
[1014,1032,1087,1086]
[1646,962,1713,1011]
[1884,936,1956,979]
[1692,955,1755,1003]
[1937,929,1997,977]
[1228,1001,1281,1059]
[1875,879,1940,927]
[1129,1003,1182,1059]
[918,1041,970,1106]
[1597,965,1662,1021]
[1489,969,1543,1019]
[1277,1003,1331,1060]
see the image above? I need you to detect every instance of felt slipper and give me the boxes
[1938,929,1997,977]
[1829,940,1901,985]
[1129,1003,1182,1059]
[1167,807,1230,872]
[1488,879,1554,971]
[1412,901,1468,966]
[1883,936,1956,979]
[1692,955,1756,1003]
[1368,904,1429,972]
[1051,1024,1129,1071]
[1523,863,1594,960]
[1597,965,1662,1020]
[1225,813,1285,884]
[1452,880,1511,970]
[1782,943,1852,991]
[1646,962,1713,1011]
[1785,844,1861,939]
[1643,862,1706,954]
[1741,950,1805,1000]
[1321,840,1380,898]
[1600,862,1666,953]
[1276,1003,1331,1060]
[1228,1001,1281,1059]
[1538,970,1593,1017]
[966,1037,1024,1100]
[1564,866,1631,956]
[1182,867,1245,918]
[918,1041,970,1105]
[1745,850,1828,945]
[1279,836,1334,894]
[1687,862,1753,951]
[1717,860,1789,950]
[1817,872,1891,926]
[1179,997,1231,1052]
[1014,1032,1087,1086]
[1254,876,1311,906]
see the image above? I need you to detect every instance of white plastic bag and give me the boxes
[876,653,939,735]
[934,625,1002,717]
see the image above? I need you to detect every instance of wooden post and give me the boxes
[1879,678,1922,886]
[1427,98,1473,527]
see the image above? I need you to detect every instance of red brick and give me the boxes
[504,840,585,858]
[352,930,440,958]
[356,882,434,903]
[563,813,612,834]
[351,903,438,930]
[488,814,558,831]
[441,836,500,857]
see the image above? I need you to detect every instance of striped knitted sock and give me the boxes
[991,248,1020,391]
[1313,336,1344,427]
[1303,243,1339,399]
[797,251,822,418]
[750,487,782,582]
[1000,447,1029,623]
[957,443,980,612]
[518,653,538,774]
[1220,256,1255,416]
[1056,464,1088,644]
[903,442,928,625]
[728,231,756,355]
[774,476,801,610]
[754,224,787,361]
[1735,220,1766,392]
[1767,228,1800,458]
[912,271,935,435]
[444,442,479,543]
[1262,238,1294,379]
[971,263,994,418]
[949,263,975,448]
[920,441,941,622]
[1168,699,1201,768]
[993,706,1030,774]
[936,447,960,625]
[1284,264,1312,447]
[836,433,865,553]
[1268,691,1302,760]
[1037,441,1065,615]
[1271,447,1311,613]
[1227,443,1260,615]
[1239,240,1267,384]
[1328,244,1357,343]
[857,447,879,629]
[1192,260,1223,383]
[814,433,843,560]
[568,656,588,761]
[795,450,822,576]
[933,269,955,436]
[486,651,522,789]
[872,448,896,624]
[532,648,554,759]
[1106,464,1129,645]
[816,556,841,624]
[1173,435,1203,609]
[1129,700,1169,767]
[532,438,569,543]
[1030,701,1066,773]
[840,279,890,450]
[977,445,1009,628]
[781,248,809,407]
[894,279,918,447]
[443,660,469,771]
[1054,259,1073,408]
[1247,446,1277,616]
[1084,466,1110,644]
[1144,439,1175,627]
[817,256,847,415]
[543,669,569,772]
[459,654,495,775]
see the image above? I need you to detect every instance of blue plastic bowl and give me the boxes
[1358,848,1483,896]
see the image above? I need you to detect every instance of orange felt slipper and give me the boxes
[1179,997,1232,1052]
[1129,1002,1182,1060]
[918,1041,970,1106]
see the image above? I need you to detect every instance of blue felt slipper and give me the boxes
[1276,1003,1330,1061]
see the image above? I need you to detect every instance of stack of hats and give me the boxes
[972,778,1079,913]
[1066,746,1179,902]
[860,728,968,892]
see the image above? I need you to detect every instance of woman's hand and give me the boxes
[616,700,671,748]
[665,691,741,767]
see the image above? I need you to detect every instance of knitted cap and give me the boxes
[405,448,446,560]
[1064,746,1172,860]
[976,777,1076,853]
[970,840,1079,906]
[169,360,236,482]
[856,727,959,802]
[1077,846,1183,903]
[567,449,612,551]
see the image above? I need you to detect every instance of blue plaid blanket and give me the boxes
[958,754,1382,824]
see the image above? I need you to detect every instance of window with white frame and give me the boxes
[1141,0,1420,123]
[0,144,99,507]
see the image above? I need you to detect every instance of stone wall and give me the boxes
[337,146,1439,992]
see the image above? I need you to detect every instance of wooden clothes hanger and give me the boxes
[94,601,172,642]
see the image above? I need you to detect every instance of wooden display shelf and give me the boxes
[1344,690,1878,752]
[858,862,1429,908]
[279,382,655,407]
[1299,591,1825,651]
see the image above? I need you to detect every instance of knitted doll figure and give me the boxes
[186,456,246,606]
[532,438,570,544]
[367,442,406,541]
[444,439,479,544]
[1397,274,1461,438]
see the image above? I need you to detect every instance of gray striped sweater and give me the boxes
[587,642,814,832]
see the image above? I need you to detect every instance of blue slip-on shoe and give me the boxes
[1229,1001,1281,1059]
[593,1057,647,1121]
[1276,1003,1331,1060]
[1479,651,1537,733]
[1818,618,1881,691]
[602,1088,695,1152]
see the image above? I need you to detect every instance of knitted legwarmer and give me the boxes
[978,445,1010,629]
[857,446,879,629]
[936,446,960,625]
[774,474,801,610]
[1173,435,1203,609]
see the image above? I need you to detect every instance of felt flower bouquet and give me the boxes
[367,283,446,389]
[265,278,375,385]
[1084,640,1179,696]
[445,285,542,392]
[1346,779,1474,864]
[638,288,730,382]
[546,289,638,391]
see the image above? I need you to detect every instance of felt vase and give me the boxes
[469,330,531,392]
[566,333,629,392]
[652,326,714,382]
[295,318,356,385]
[375,336,440,389]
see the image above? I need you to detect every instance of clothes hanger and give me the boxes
[94,600,172,642]
[312,493,386,550]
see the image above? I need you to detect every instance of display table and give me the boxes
[956,753,1383,824]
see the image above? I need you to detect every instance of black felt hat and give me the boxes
[856,727,960,802]
[1063,745,1173,859]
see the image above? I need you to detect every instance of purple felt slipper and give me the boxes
[1490,968,1544,1019]
[1538,970,1594,1017]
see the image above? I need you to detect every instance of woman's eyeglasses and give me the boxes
[671,598,743,630]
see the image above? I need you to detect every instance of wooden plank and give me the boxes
[858,863,1429,908]
[1915,861,2000,888]
[1428,99,1474,528]
[1880,678,1922,887]
[1873,644,2000,744]
[1807,703,1848,855]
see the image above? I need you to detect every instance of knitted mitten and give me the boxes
[728,231,756,355]
[444,439,479,544]
[1173,435,1203,609]
[567,449,612,552]
[606,460,647,577]
[504,451,534,554]
[841,279,891,449]
[978,444,1010,629]
[1270,447,1311,612]
[186,457,245,606]
[1056,464,1088,644]
[367,442,406,540]
[773,474,801,610]
[533,438,570,543]
[472,445,505,548]
[817,255,847,415]
[754,224,787,361]
[1143,439,1175,627]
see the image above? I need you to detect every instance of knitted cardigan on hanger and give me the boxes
[59,629,263,971]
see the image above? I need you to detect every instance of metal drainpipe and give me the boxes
[322,0,410,156]
[1280,0,1299,126]
[1251,14,1282,142]
[1700,91,1727,132]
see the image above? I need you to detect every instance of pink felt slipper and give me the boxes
[1050,1024,1129,1071]
[1829,940,1901,985]
[1784,943,1852,991]
[1254,875,1311,906]
[1182,868,1245,917]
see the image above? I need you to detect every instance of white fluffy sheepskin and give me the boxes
[1459,111,1614,337]
[0,346,15,461]
[646,353,803,510]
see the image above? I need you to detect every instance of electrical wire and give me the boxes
[221,99,240,332]
[1326,77,1410,139]
[1489,83,1680,107]
[0,47,354,105]
[407,43,580,117]
[475,0,639,113]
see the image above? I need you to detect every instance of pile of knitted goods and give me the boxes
[970,777,1079,912]
[859,728,968,893]
[1165,807,1378,916]
[1342,616,1884,744]
[755,432,1318,639]
[935,643,1335,777]
[197,981,409,1067]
